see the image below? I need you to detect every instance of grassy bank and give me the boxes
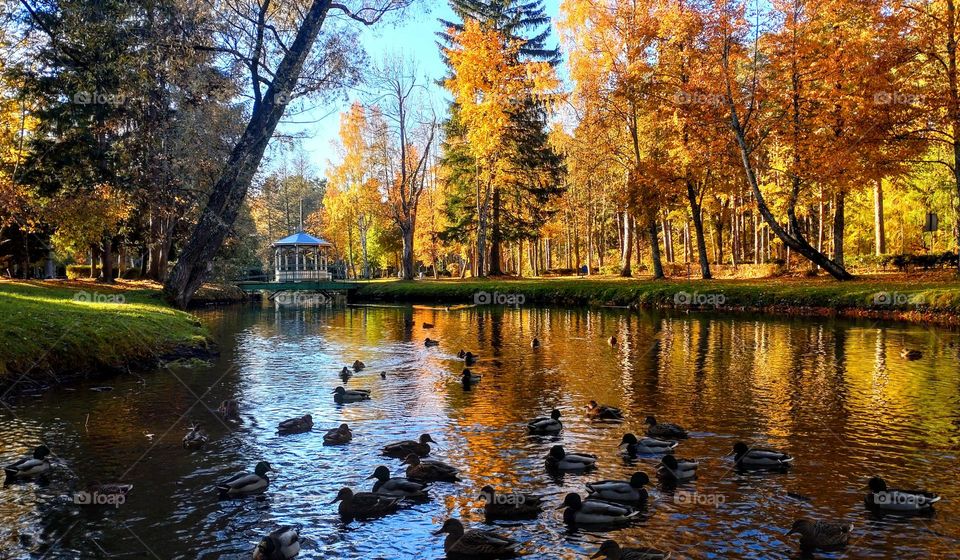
[352,274,960,325]
[0,280,212,390]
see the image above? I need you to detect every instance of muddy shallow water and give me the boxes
[1,303,959,559]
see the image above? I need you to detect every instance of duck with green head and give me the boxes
[730,442,793,470]
[618,433,677,455]
[333,386,370,403]
[527,409,562,434]
[4,445,51,482]
[656,455,698,483]
[478,485,543,520]
[865,476,941,513]
[586,472,650,505]
[366,465,429,499]
[252,526,300,560]
[216,461,272,498]
[560,493,640,526]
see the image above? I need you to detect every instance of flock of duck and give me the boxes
[2,331,945,559]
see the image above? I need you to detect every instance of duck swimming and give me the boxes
[900,348,922,360]
[531,338,540,348]
[218,399,240,422]
[425,338,440,347]
[586,472,650,504]
[182,423,208,451]
[333,386,371,403]
[216,461,272,498]
[644,416,688,439]
[478,485,543,520]
[587,401,624,422]
[382,434,437,458]
[339,367,352,381]
[353,360,366,371]
[527,409,562,434]
[461,369,482,384]
[730,442,793,470]
[560,493,640,526]
[787,518,852,552]
[618,433,678,455]
[590,539,672,559]
[656,455,698,482]
[332,487,401,520]
[422,322,434,329]
[402,454,460,483]
[545,445,597,472]
[434,518,518,559]
[277,414,313,435]
[253,526,300,560]
[4,445,51,481]
[367,465,429,499]
[865,476,941,513]
[323,423,352,445]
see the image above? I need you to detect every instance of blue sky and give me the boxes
[273,0,564,176]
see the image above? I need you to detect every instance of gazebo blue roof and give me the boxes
[272,231,331,247]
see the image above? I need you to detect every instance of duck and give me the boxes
[457,350,477,365]
[402,454,460,482]
[787,518,852,552]
[382,434,437,458]
[656,455,698,482]
[332,487,401,519]
[560,493,640,526]
[380,372,387,379]
[618,433,678,455]
[434,518,518,559]
[527,409,562,434]
[461,369,482,384]
[4,445,51,481]
[478,485,544,520]
[333,386,370,403]
[900,348,922,360]
[422,322,434,329]
[367,465,429,499]
[218,399,240,422]
[608,336,618,346]
[531,338,540,348]
[277,414,313,435]
[216,461,272,498]
[90,482,134,498]
[182,422,209,451]
[586,472,650,504]
[644,416,688,439]
[352,360,366,371]
[253,526,301,560]
[323,423,352,445]
[339,367,352,381]
[424,337,440,347]
[865,476,941,513]
[730,442,793,470]
[587,400,624,421]
[590,539,672,559]
[545,445,597,472]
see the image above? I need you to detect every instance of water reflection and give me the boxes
[1,304,958,559]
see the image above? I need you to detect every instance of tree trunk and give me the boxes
[619,210,633,277]
[648,219,664,279]
[163,0,335,308]
[401,223,415,280]
[874,178,886,255]
[686,182,712,279]
[90,244,101,279]
[833,191,845,267]
[99,236,114,283]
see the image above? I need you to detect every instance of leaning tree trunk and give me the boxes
[164,0,334,308]
[686,181,712,279]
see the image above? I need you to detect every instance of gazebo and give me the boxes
[272,231,333,282]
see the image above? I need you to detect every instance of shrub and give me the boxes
[66,265,92,280]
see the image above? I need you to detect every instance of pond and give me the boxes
[1,303,959,559]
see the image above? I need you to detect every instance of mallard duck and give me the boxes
[218,399,240,422]
[434,518,518,559]
[865,476,941,513]
[4,445,51,481]
[587,400,624,421]
[277,414,313,435]
[586,472,650,504]
[333,386,370,403]
[402,454,460,482]
[531,338,540,348]
[900,348,922,360]
[787,518,852,552]
[367,465,429,499]
[353,360,366,371]
[253,526,300,560]
[560,493,640,526]
[608,336,618,346]
[478,485,543,519]
[216,461,272,498]
[545,445,597,472]
[644,416,688,439]
[461,369,482,384]
[527,409,562,434]
[590,539,672,559]
[332,487,401,519]
[323,423,352,445]
[425,337,440,347]
[422,322,434,329]
[339,367,352,381]
[182,422,209,450]
[656,455,698,482]
[618,433,678,455]
[382,434,437,458]
[731,442,793,470]
[460,351,477,365]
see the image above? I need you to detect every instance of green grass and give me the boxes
[0,280,210,381]
[353,275,960,317]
